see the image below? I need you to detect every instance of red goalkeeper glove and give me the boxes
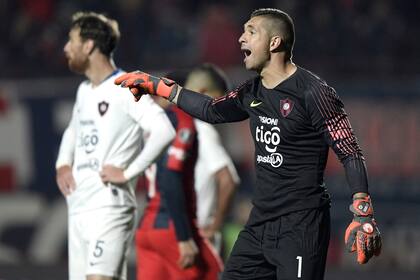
[344,195,382,264]
[114,71,179,102]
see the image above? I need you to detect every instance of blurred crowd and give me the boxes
[1,0,418,79]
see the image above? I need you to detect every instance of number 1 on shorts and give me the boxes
[296,256,302,278]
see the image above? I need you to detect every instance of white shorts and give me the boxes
[68,207,136,280]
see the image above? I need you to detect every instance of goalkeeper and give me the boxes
[116,8,381,280]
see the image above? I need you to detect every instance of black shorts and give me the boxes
[223,207,330,280]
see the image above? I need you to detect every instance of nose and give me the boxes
[63,41,70,53]
[238,33,245,44]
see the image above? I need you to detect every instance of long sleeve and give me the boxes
[160,168,192,241]
[306,84,369,195]
[157,107,198,241]
[177,88,249,124]
[55,104,77,169]
[123,110,175,180]
[123,95,175,180]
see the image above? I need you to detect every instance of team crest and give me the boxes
[178,128,192,143]
[98,101,109,116]
[280,98,294,117]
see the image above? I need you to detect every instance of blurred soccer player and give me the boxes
[55,12,175,280]
[116,7,382,280]
[184,64,240,254]
[135,99,223,280]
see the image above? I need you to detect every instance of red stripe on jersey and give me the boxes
[211,95,227,105]
[311,84,363,159]
[166,106,197,172]
[211,82,245,106]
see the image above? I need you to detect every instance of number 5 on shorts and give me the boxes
[94,240,105,258]
[296,256,302,278]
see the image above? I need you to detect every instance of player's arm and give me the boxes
[160,170,193,241]
[100,95,176,183]
[306,84,381,264]
[114,71,249,124]
[204,166,238,239]
[197,123,239,239]
[55,102,77,196]
[160,114,199,268]
[125,98,175,180]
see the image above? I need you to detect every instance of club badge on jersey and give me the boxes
[98,101,109,116]
[280,98,294,117]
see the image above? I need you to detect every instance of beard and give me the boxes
[67,55,89,74]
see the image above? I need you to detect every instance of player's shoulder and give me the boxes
[297,66,337,97]
[77,79,90,92]
[106,70,131,93]
[75,80,90,101]
[229,75,260,97]
[168,106,195,129]
[194,119,219,139]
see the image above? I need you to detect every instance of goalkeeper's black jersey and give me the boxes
[178,66,368,223]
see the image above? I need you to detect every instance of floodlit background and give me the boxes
[0,0,419,279]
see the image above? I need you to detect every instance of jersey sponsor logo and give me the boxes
[257,153,283,168]
[280,98,294,117]
[76,158,99,171]
[250,100,263,107]
[80,119,94,126]
[79,127,99,154]
[98,101,109,116]
[256,126,281,153]
[258,116,278,126]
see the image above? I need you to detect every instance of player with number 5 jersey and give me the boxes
[56,12,175,280]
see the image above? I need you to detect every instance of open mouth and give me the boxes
[241,48,252,59]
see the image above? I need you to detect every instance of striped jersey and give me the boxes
[141,106,198,241]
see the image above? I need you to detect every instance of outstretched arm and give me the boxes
[115,71,249,124]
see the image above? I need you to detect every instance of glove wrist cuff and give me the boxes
[350,195,374,217]
[156,77,179,101]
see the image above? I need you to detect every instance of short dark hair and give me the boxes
[251,8,295,60]
[190,63,230,92]
[71,11,120,57]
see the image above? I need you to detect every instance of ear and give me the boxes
[269,36,282,52]
[83,39,96,55]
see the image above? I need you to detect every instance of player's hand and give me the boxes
[177,239,198,269]
[345,195,382,264]
[56,165,76,196]
[100,165,127,184]
[201,225,217,242]
[114,71,180,102]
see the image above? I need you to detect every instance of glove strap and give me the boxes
[350,195,374,217]
[161,78,179,102]
[149,76,179,101]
